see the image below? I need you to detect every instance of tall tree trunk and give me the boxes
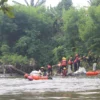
[24,0,29,6]
[30,0,34,6]
[35,0,39,7]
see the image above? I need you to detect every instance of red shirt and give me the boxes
[47,65,52,69]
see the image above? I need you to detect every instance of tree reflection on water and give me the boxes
[0,90,100,100]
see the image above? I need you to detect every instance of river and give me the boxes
[0,76,100,100]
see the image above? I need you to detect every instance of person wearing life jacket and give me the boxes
[73,57,78,72]
[81,56,87,68]
[92,54,98,71]
[62,67,67,76]
[75,54,81,70]
[67,57,73,75]
[47,64,52,76]
[68,57,73,70]
[61,57,67,71]
[57,62,62,74]
[40,67,47,76]
[87,51,93,66]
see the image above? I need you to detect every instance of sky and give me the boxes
[46,0,89,7]
[8,0,89,7]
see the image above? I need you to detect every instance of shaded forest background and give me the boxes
[0,0,100,72]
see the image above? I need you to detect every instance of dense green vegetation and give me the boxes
[0,0,99,70]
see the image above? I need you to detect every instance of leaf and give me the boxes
[5,10,15,18]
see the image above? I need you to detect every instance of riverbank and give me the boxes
[0,73,22,78]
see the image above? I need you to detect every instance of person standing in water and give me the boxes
[73,57,78,72]
[92,55,98,71]
[47,64,52,76]
[57,62,62,74]
[61,57,67,71]
[75,54,81,70]
[62,67,67,76]
[67,57,73,75]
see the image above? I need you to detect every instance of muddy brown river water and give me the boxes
[0,76,100,100]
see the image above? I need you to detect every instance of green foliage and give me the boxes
[52,46,64,63]
[3,6,14,18]
[0,0,14,18]
[0,4,99,67]
[61,8,82,55]
[0,44,10,55]
[57,0,72,11]
[78,6,100,54]
[89,0,100,6]
[1,54,29,65]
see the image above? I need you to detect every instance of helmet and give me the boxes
[63,67,66,69]
[62,57,66,60]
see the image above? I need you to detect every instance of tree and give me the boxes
[4,6,54,66]
[88,0,100,6]
[0,44,10,55]
[61,8,82,55]
[49,0,72,33]
[78,6,100,54]
[57,0,72,11]
[0,0,14,18]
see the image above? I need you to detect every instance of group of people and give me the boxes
[57,54,80,76]
[30,51,99,77]
[30,64,52,77]
[56,51,99,76]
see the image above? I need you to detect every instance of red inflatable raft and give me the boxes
[24,73,52,81]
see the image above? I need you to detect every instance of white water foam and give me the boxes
[0,77,100,95]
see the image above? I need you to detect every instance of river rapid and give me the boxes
[0,76,100,100]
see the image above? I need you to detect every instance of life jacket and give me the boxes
[62,70,67,76]
[74,59,77,63]
[61,59,67,66]
[47,65,52,69]
[68,60,73,65]
[76,56,80,61]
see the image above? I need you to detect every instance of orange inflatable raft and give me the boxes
[95,70,100,74]
[86,71,99,76]
[24,73,52,81]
